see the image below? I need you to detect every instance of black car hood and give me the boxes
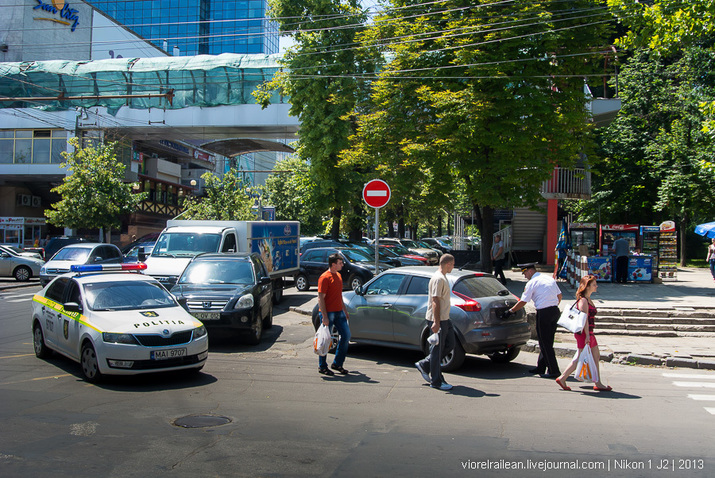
[172,283,253,299]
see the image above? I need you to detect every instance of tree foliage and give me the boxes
[344,0,612,265]
[178,170,254,220]
[45,137,145,238]
[256,0,378,239]
[263,156,324,234]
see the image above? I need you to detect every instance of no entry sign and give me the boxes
[363,179,391,208]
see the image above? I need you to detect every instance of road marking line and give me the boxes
[663,373,715,380]
[688,394,715,401]
[705,408,715,415]
[4,292,38,298]
[0,353,35,359]
[0,374,71,386]
[673,381,715,388]
[7,298,31,303]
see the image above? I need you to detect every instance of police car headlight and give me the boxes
[102,333,138,344]
[194,325,207,339]
[234,294,254,309]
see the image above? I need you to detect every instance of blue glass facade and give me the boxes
[88,0,278,55]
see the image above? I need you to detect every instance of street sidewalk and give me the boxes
[503,267,715,370]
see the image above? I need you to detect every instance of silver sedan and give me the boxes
[312,267,531,371]
[0,245,44,281]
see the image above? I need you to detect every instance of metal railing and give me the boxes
[540,167,591,199]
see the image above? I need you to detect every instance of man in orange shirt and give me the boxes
[317,253,351,376]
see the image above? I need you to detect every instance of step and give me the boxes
[596,323,715,333]
[597,308,715,319]
[596,316,715,326]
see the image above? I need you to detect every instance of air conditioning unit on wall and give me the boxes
[16,194,31,207]
[32,196,41,208]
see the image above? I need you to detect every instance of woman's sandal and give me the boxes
[593,385,613,392]
[555,377,571,391]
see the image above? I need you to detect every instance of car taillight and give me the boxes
[456,300,481,312]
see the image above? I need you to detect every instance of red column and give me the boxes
[546,199,558,265]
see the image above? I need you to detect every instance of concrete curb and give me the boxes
[0,282,41,292]
[525,340,707,370]
[290,306,313,317]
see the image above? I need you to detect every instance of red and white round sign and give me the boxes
[363,179,391,208]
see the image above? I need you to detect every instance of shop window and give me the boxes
[33,139,51,164]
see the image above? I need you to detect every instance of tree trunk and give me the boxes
[437,215,442,237]
[475,205,495,273]
[679,214,688,267]
[397,205,405,238]
[330,206,341,240]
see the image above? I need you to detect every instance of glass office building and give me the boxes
[88,0,279,55]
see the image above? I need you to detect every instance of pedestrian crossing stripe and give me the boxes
[688,394,715,401]
[673,381,715,388]
[663,373,715,380]
[705,408,715,415]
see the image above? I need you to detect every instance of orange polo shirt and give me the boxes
[318,270,343,312]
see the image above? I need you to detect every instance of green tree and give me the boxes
[594,48,715,264]
[256,0,377,239]
[178,170,254,220]
[263,156,324,234]
[45,137,145,241]
[346,0,611,267]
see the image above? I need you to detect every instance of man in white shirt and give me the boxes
[506,263,562,378]
[415,254,456,391]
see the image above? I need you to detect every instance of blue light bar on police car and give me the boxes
[70,263,148,272]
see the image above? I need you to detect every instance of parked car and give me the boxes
[380,238,439,264]
[379,244,429,265]
[300,239,350,254]
[421,238,452,253]
[294,247,393,292]
[171,253,273,345]
[120,232,161,255]
[0,245,44,281]
[0,244,44,261]
[40,243,123,286]
[31,263,208,382]
[123,242,156,263]
[44,236,88,260]
[349,242,425,267]
[311,267,531,371]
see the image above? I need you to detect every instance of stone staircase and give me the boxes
[595,307,715,337]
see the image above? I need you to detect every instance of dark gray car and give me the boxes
[311,267,531,371]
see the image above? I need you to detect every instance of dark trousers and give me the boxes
[616,255,629,283]
[417,320,455,387]
[535,306,560,375]
[493,258,506,285]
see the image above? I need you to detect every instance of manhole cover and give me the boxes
[173,415,232,428]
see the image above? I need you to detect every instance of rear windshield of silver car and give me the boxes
[452,276,507,299]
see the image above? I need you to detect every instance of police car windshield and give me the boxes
[152,233,221,257]
[179,260,254,285]
[84,281,177,311]
[52,247,91,262]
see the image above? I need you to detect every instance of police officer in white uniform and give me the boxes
[506,263,562,377]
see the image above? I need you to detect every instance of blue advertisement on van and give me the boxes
[248,222,299,275]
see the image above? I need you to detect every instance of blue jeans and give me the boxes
[318,310,351,369]
[710,259,715,279]
[417,320,455,387]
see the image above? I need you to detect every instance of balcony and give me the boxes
[540,167,591,200]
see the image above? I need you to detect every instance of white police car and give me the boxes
[31,263,208,382]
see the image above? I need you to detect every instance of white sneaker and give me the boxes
[431,382,453,391]
[415,362,430,383]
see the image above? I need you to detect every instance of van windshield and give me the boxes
[151,233,221,257]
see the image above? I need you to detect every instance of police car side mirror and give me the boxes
[64,302,82,313]
[137,247,147,262]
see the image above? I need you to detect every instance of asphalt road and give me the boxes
[1,285,713,477]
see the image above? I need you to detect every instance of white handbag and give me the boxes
[313,324,332,356]
[557,302,588,333]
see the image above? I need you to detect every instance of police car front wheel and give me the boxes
[81,343,103,383]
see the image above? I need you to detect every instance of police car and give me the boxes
[31,263,208,382]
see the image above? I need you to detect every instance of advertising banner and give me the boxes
[628,255,653,282]
[248,222,299,275]
[587,256,612,282]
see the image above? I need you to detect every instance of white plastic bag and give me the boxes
[574,346,600,383]
[558,302,588,333]
[427,332,439,345]
[313,324,332,356]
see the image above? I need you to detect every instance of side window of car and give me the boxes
[66,280,82,305]
[222,234,237,252]
[45,278,69,303]
[109,246,122,260]
[365,274,404,295]
[404,276,430,295]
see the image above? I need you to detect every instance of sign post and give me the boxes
[363,179,391,271]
